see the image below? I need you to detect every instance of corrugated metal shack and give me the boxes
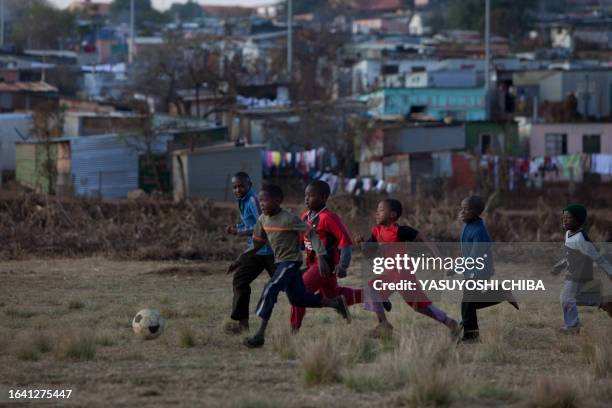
[172,144,263,201]
[71,133,172,198]
[16,133,172,198]
[360,124,467,194]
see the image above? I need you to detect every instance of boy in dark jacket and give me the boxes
[459,195,518,343]
[225,172,275,334]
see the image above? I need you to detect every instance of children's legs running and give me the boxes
[415,304,447,322]
[254,262,295,321]
[560,280,583,328]
[231,254,271,322]
[290,263,324,330]
[285,263,323,308]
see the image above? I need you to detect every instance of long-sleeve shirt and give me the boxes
[460,218,494,279]
[252,209,326,263]
[302,207,352,269]
[236,190,272,256]
[563,230,612,282]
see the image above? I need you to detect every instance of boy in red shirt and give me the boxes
[357,198,461,339]
[289,180,363,332]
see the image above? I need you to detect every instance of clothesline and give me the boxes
[261,147,339,176]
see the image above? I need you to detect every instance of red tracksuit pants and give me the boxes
[290,262,363,330]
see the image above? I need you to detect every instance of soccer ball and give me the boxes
[132,309,165,340]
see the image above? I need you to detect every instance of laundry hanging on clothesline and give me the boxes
[261,147,340,176]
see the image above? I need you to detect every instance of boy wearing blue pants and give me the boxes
[228,184,350,348]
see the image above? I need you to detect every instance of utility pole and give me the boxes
[484,0,491,120]
[287,0,293,82]
[583,74,590,119]
[129,0,135,64]
[0,0,4,48]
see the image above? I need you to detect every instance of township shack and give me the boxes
[172,144,263,201]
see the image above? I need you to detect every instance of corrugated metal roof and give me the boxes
[171,143,264,156]
[384,125,466,155]
[0,81,58,93]
[71,134,171,199]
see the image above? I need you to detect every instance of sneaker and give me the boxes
[461,335,481,344]
[243,335,265,348]
[445,318,463,341]
[224,321,249,335]
[368,321,394,339]
[382,300,392,312]
[332,295,351,324]
[599,302,612,318]
[558,325,581,335]
[461,329,480,344]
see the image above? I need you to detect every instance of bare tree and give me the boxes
[31,102,65,194]
[130,34,240,120]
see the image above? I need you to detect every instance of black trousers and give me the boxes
[231,254,275,321]
[461,288,504,337]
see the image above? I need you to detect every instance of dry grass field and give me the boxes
[1,257,612,407]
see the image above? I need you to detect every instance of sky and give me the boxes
[49,0,281,11]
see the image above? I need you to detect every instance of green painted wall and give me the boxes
[15,143,58,194]
[464,122,521,155]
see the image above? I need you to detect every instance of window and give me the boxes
[381,65,399,75]
[545,133,567,155]
[582,134,601,154]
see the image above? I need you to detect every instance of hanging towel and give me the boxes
[346,178,357,193]
[530,157,544,175]
[591,154,612,175]
[271,151,282,167]
[557,154,582,180]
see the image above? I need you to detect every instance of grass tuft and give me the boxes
[55,330,97,361]
[13,331,53,361]
[232,399,280,408]
[465,381,516,402]
[68,299,85,310]
[528,377,578,408]
[5,307,37,319]
[178,327,196,348]
[270,330,297,360]
[96,331,118,347]
[300,335,343,386]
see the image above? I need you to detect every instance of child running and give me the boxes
[552,204,612,334]
[228,184,350,348]
[225,172,275,334]
[289,180,363,332]
[357,198,461,339]
[459,195,518,343]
